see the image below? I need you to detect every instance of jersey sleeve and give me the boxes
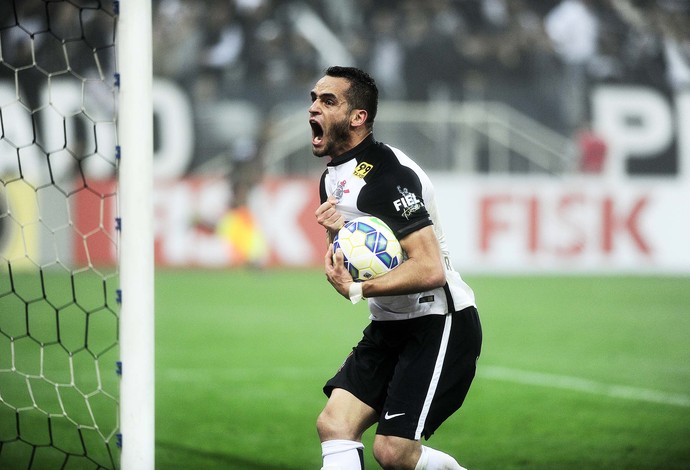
[318,170,328,204]
[358,160,432,239]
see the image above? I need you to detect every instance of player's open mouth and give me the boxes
[310,120,324,146]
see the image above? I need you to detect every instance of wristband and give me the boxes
[348,282,365,304]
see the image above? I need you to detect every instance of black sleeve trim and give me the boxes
[318,171,328,204]
[396,217,433,240]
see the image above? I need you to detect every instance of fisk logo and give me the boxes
[393,186,423,219]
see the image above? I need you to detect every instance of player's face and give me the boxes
[309,76,355,158]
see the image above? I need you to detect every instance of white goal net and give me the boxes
[0,1,120,468]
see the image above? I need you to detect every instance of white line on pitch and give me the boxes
[478,365,690,408]
[161,365,690,408]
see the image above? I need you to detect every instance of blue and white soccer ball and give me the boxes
[333,216,403,281]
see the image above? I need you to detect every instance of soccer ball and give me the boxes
[333,216,403,281]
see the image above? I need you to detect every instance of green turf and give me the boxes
[2,270,690,469]
[153,271,690,469]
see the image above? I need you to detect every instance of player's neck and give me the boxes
[329,132,373,163]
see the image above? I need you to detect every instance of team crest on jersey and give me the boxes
[393,186,424,219]
[333,179,349,201]
[353,161,373,178]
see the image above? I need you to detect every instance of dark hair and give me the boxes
[325,66,378,128]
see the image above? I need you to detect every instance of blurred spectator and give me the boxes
[153,0,204,92]
[240,0,320,107]
[365,7,405,99]
[654,1,690,91]
[576,125,608,173]
[0,2,45,108]
[600,0,667,88]
[544,0,600,134]
[196,0,245,102]
[471,0,557,122]
[401,1,465,101]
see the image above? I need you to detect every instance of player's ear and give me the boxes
[350,109,368,128]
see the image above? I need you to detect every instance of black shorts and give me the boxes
[323,306,482,440]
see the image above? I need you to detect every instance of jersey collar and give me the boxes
[327,133,375,167]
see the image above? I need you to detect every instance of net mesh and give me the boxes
[0,1,119,468]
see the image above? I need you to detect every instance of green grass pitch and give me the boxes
[2,270,689,469]
[154,270,690,469]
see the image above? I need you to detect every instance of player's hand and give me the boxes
[324,243,353,299]
[315,196,344,234]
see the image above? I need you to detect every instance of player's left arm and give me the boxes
[325,225,445,300]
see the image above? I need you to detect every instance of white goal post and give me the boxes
[0,0,155,468]
[117,1,155,469]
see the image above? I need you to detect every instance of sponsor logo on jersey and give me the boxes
[353,161,373,178]
[393,186,424,219]
[333,179,349,201]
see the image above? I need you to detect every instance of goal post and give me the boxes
[0,0,154,468]
[117,0,155,469]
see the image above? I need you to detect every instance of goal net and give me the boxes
[0,1,120,468]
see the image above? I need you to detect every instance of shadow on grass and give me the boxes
[156,441,303,470]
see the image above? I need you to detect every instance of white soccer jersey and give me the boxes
[319,134,476,321]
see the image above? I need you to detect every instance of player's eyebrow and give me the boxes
[311,91,339,103]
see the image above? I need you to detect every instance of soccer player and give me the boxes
[311,66,482,470]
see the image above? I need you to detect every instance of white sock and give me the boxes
[321,439,365,470]
[414,445,467,470]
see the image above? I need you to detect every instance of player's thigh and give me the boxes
[423,306,482,436]
[323,321,398,409]
[378,308,481,440]
[318,388,379,441]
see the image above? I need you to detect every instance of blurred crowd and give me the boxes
[0,1,116,106]
[153,0,690,134]
[1,0,688,181]
[2,0,688,136]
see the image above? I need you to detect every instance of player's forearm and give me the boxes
[360,225,446,298]
[360,255,445,298]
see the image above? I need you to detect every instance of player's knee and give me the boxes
[372,442,398,469]
[316,408,335,440]
[373,437,417,470]
[317,407,354,441]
